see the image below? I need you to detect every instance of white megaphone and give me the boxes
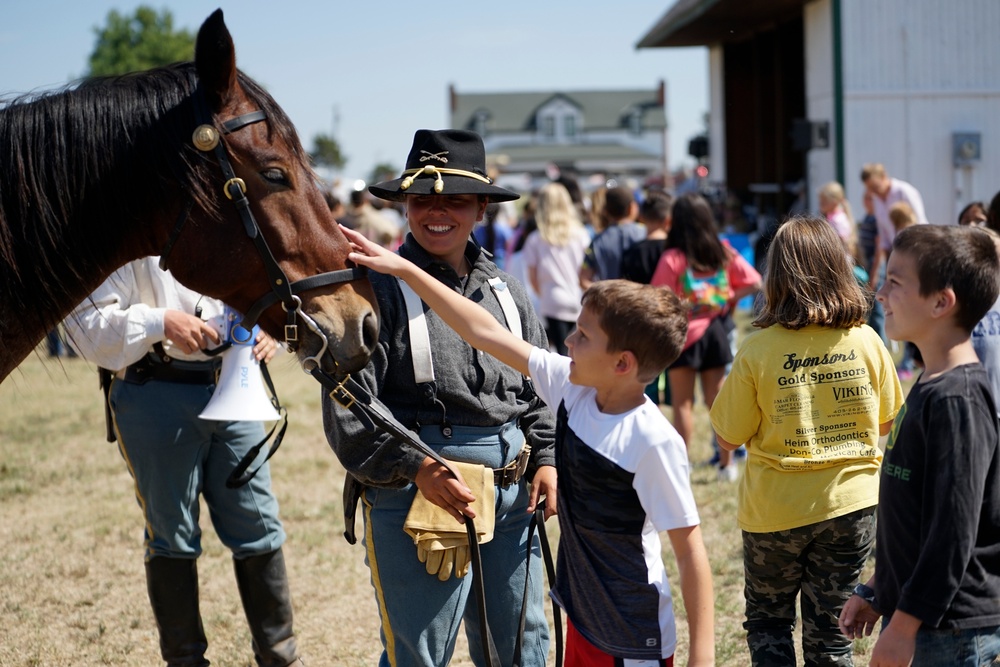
[199,311,280,422]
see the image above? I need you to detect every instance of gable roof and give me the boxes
[451,86,665,133]
[636,0,807,47]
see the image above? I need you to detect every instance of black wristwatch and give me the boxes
[853,582,876,605]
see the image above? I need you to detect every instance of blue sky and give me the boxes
[1,1,707,188]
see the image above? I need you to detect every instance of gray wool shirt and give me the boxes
[322,234,556,488]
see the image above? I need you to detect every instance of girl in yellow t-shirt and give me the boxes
[710,215,904,665]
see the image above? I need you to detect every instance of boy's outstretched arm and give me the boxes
[668,525,715,667]
[342,225,534,377]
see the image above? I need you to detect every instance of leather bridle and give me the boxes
[159,78,367,372]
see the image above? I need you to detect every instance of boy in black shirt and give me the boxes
[839,224,1000,665]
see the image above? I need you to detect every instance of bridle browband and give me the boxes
[159,76,367,371]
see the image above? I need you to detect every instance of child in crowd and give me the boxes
[521,182,592,355]
[340,226,715,666]
[958,200,988,226]
[817,181,857,253]
[710,216,904,666]
[839,224,1000,666]
[888,201,917,234]
[818,181,868,285]
[651,193,761,481]
[622,190,675,405]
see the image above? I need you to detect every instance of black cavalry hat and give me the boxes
[368,129,519,203]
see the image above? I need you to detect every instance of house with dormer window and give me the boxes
[449,83,667,191]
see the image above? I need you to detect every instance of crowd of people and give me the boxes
[56,125,1000,667]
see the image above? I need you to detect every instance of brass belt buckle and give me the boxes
[329,377,356,410]
[497,445,531,488]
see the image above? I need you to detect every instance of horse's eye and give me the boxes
[261,168,289,186]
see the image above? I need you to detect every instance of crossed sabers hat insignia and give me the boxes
[420,150,449,164]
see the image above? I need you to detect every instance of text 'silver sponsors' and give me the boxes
[773,350,879,469]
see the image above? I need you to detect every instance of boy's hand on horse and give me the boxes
[342,224,411,277]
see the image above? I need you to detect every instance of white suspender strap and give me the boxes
[398,279,435,384]
[486,277,523,341]
[400,275,523,384]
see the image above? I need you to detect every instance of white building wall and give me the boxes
[803,0,836,211]
[708,44,727,187]
[840,0,1000,224]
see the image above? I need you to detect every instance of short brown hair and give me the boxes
[892,225,1000,332]
[638,191,674,223]
[581,280,688,382]
[754,215,871,330]
[603,186,636,222]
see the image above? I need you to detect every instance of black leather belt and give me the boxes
[494,446,531,488]
[120,354,221,385]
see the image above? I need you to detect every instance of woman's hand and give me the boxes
[414,457,477,523]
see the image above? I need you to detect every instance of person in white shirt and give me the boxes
[860,162,928,293]
[65,257,302,667]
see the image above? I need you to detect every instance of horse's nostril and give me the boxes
[363,311,379,351]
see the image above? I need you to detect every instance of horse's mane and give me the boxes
[0,62,308,335]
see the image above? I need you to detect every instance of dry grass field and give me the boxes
[0,323,894,666]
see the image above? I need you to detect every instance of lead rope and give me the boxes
[225,361,288,488]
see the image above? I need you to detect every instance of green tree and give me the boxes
[87,6,194,76]
[370,163,398,185]
[310,134,346,170]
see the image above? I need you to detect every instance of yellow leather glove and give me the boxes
[416,539,471,580]
[404,460,495,581]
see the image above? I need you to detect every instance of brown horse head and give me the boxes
[161,10,379,376]
[0,10,378,381]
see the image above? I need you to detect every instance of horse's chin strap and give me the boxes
[159,80,367,353]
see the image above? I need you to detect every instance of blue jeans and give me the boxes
[361,423,549,667]
[900,623,1000,666]
[110,377,285,560]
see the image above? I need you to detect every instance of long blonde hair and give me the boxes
[535,182,584,246]
[818,181,859,260]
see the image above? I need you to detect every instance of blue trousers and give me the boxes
[362,423,550,667]
[109,377,285,560]
[886,621,1000,667]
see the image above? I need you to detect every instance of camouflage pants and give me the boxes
[742,507,876,666]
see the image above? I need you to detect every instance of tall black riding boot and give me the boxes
[233,548,302,666]
[145,557,210,667]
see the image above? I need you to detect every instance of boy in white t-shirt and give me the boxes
[340,225,714,667]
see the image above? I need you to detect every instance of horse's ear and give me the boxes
[195,9,238,111]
